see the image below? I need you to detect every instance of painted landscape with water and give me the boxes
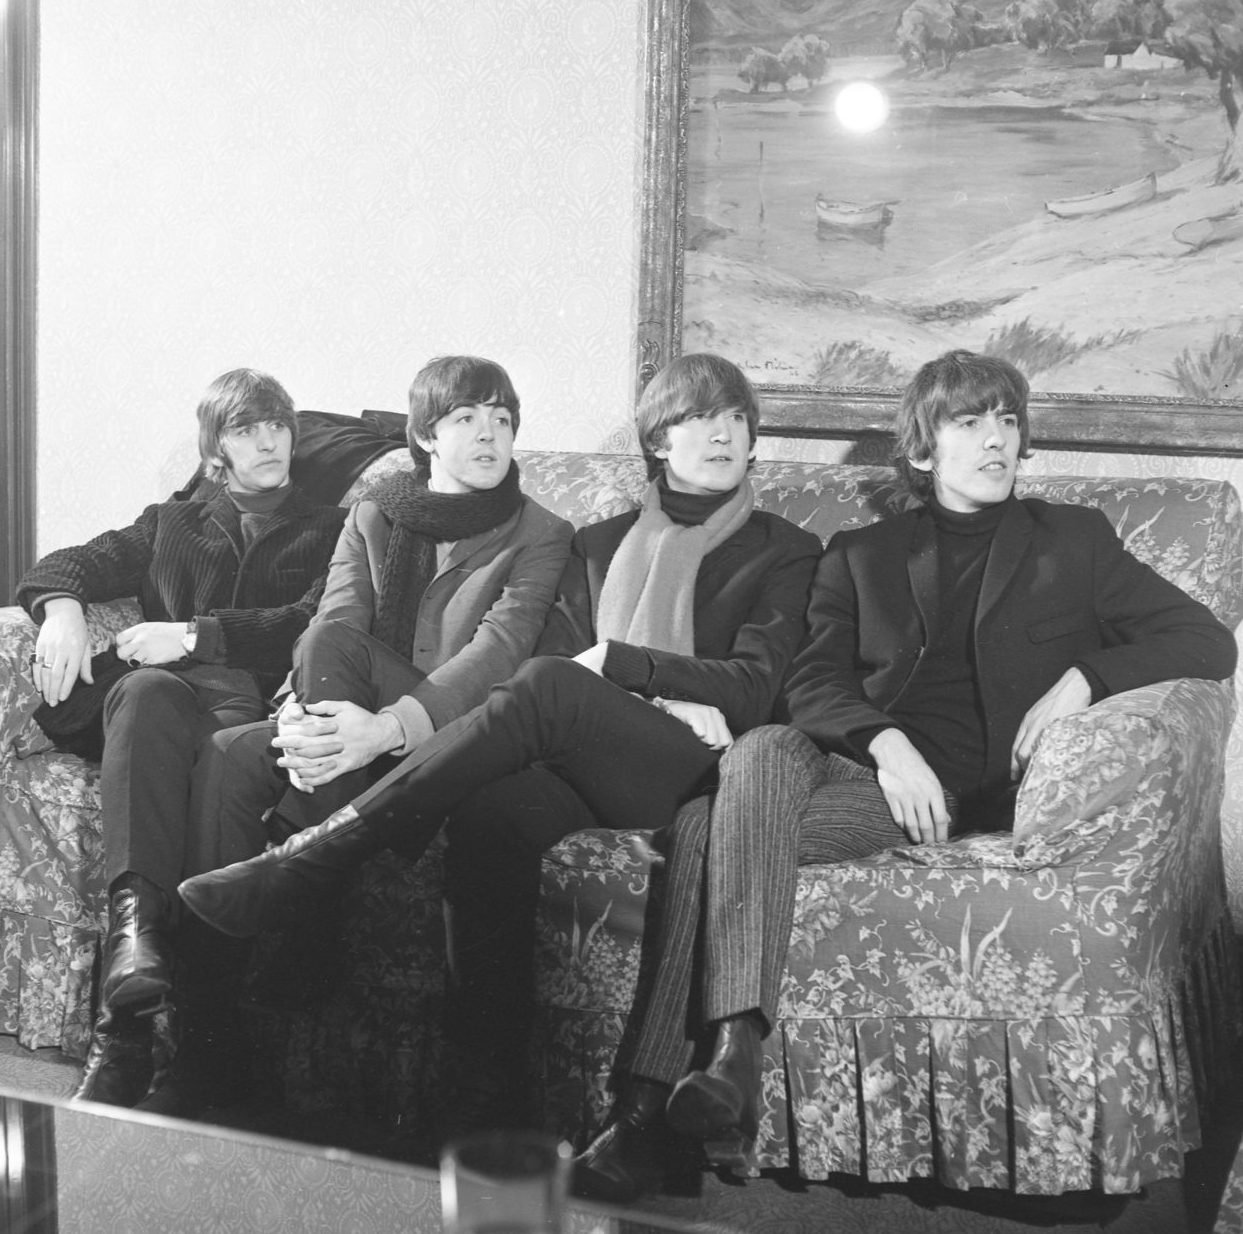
[682,1,1243,400]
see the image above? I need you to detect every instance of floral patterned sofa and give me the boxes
[0,445,1240,1196]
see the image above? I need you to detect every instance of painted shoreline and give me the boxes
[685,46,1241,396]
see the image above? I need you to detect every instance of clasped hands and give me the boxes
[870,666,1092,846]
[271,697,403,792]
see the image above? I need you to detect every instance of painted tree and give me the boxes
[896,0,988,71]
[1162,0,1243,181]
[738,47,791,92]
[780,33,832,86]
[1005,0,1093,49]
[1088,0,1169,38]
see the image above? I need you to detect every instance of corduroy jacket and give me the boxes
[17,487,346,699]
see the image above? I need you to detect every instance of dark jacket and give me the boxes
[17,487,347,698]
[783,496,1238,800]
[536,508,822,736]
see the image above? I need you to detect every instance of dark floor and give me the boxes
[3,1036,1239,1233]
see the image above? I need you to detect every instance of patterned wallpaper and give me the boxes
[34,1,1243,914]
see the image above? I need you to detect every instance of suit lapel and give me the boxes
[906,509,939,645]
[977,497,1032,630]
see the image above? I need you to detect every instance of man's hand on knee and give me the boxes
[868,728,950,845]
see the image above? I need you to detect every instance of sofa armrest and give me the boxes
[1011,676,1237,869]
[0,600,144,755]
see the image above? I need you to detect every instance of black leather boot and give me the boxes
[71,1008,154,1107]
[665,1013,762,1170]
[571,1077,671,1204]
[99,873,173,1013]
[178,790,429,938]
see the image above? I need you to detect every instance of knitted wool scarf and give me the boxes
[368,462,523,656]
[595,477,754,654]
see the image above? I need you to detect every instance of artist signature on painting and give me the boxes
[750,359,799,376]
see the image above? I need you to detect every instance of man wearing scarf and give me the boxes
[124,355,572,1116]
[566,350,1238,1203]
[177,353,822,1127]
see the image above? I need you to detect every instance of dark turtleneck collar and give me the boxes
[928,492,1013,536]
[228,484,293,516]
[658,474,739,526]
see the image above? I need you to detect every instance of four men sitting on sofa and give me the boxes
[18,348,1238,1199]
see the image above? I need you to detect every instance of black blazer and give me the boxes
[536,508,821,736]
[783,496,1237,797]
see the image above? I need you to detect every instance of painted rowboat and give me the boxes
[815,196,895,231]
[1173,210,1243,251]
[1045,171,1157,218]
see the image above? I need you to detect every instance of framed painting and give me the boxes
[636,0,1243,456]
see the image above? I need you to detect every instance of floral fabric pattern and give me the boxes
[0,453,1239,1200]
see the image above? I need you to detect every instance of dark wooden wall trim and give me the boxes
[1,0,38,603]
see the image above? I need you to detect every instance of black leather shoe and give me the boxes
[100,873,173,1013]
[71,1010,154,1108]
[571,1078,671,1205]
[665,1014,762,1170]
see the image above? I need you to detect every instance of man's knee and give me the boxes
[294,617,358,662]
[103,668,195,726]
[720,723,820,778]
[506,655,578,694]
[200,720,278,787]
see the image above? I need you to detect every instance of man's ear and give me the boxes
[413,431,436,456]
[908,453,934,474]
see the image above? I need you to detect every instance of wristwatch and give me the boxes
[182,617,198,656]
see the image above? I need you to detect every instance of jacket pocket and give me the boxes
[1027,610,1092,643]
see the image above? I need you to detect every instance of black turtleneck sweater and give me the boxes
[881,496,1007,803]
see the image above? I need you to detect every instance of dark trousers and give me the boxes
[99,669,266,896]
[445,769,596,1079]
[185,619,423,877]
[450,723,940,1089]
[354,656,722,853]
[436,658,727,1090]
